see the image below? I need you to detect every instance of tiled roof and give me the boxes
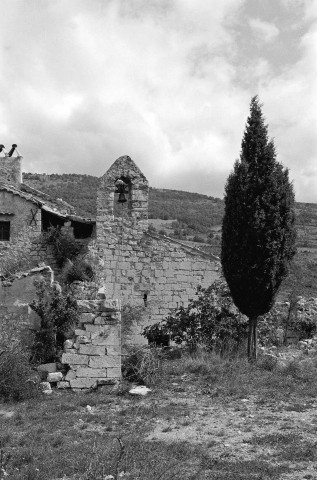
[0,182,95,224]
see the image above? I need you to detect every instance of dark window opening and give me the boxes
[143,293,148,307]
[41,210,65,232]
[72,221,94,239]
[0,221,10,241]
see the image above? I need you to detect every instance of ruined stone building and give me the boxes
[0,151,220,347]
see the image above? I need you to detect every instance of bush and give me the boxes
[41,226,82,267]
[61,258,94,284]
[122,346,161,385]
[30,279,78,363]
[143,280,248,354]
[0,347,39,401]
[0,317,39,401]
[0,248,32,280]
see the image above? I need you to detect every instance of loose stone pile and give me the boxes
[260,335,317,365]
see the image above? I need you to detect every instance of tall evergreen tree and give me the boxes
[221,96,296,360]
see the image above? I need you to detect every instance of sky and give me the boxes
[0,0,316,201]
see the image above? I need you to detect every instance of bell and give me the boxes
[118,191,127,203]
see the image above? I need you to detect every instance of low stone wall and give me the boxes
[0,266,52,347]
[61,299,121,390]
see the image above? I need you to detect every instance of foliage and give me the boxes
[142,280,248,353]
[221,96,296,359]
[61,258,94,284]
[41,226,82,267]
[121,346,162,385]
[0,248,33,280]
[285,296,317,339]
[0,320,39,401]
[30,279,78,363]
[0,345,39,402]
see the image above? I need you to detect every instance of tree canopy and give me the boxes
[221,96,296,359]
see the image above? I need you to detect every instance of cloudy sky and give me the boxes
[0,0,316,201]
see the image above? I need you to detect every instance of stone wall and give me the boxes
[0,156,22,186]
[61,299,121,390]
[95,155,220,345]
[0,267,52,346]
[0,190,42,261]
[96,227,220,345]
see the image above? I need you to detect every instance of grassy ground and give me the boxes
[1,349,317,479]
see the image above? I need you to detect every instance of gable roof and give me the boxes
[0,182,95,224]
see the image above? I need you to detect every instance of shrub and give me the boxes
[30,279,78,363]
[0,345,39,401]
[0,248,32,280]
[61,258,94,284]
[143,280,248,353]
[122,346,161,385]
[41,226,82,267]
[0,319,39,401]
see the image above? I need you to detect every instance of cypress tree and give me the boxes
[221,96,296,360]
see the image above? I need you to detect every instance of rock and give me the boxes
[129,385,152,396]
[64,339,74,349]
[37,363,57,374]
[47,372,63,383]
[77,335,90,344]
[65,369,77,381]
[39,382,51,393]
[57,381,70,389]
[0,409,15,419]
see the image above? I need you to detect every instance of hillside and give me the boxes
[23,172,317,298]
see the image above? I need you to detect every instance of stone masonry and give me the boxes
[61,299,121,390]
[95,156,220,345]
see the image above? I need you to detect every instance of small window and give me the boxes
[0,221,10,241]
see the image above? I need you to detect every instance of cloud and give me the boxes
[0,0,316,201]
[249,18,279,43]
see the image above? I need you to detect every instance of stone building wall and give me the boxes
[95,156,220,345]
[0,156,22,186]
[0,267,52,346]
[0,190,42,258]
[61,299,121,390]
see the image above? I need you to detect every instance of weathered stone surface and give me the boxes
[37,363,57,374]
[77,335,90,344]
[107,367,122,378]
[39,381,51,392]
[97,378,117,386]
[57,381,70,389]
[129,385,151,396]
[76,368,108,378]
[28,308,41,330]
[62,353,89,365]
[89,356,121,369]
[65,369,77,381]
[79,313,95,324]
[47,372,63,382]
[64,339,74,349]
[91,333,120,346]
[106,345,121,356]
[70,378,97,389]
[75,329,88,337]
[78,345,106,356]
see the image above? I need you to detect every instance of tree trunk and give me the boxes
[248,316,258,361]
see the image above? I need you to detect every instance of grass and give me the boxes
[1,347,317,479]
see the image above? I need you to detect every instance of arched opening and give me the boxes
[113,176,132,218]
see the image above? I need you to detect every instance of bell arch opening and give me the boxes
[113,176,132,218]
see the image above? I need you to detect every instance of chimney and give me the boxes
[0,144,22,187]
